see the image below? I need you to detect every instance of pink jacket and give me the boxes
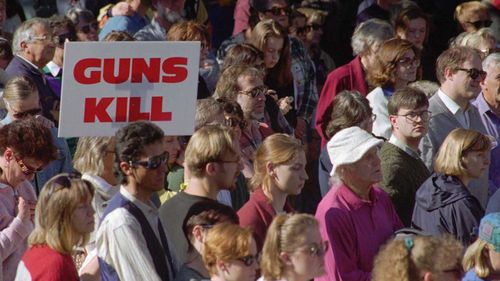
[0,180,36,281]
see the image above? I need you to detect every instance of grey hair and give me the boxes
[73,136,114,175]
[409,80,440,99]
[12,17,50,55]
[460,28,496,49]
[195,97,224,129]
[483,53,500,73]
[66,8,95,27]
[351,18,395,56]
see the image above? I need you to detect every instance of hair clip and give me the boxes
[404,237,414,250]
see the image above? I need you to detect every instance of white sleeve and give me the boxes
[97,208,162,281]
[14,261,31,281]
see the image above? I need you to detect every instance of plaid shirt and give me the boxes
[290,37,318,124]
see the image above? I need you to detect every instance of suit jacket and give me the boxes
[5,56,59,124]
[420,92,489,207]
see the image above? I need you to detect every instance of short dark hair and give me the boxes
[114,121,165,184]
[388,86,429,115]
[182,200,239,252]
[0,117,58,166]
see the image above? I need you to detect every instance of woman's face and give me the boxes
[395,49,418,85]
[263,36,284,69]
[71,196,95,235]
[222,238,258,281]
[398,18,426,49]
[4,150,44,185]
[305,21,323,46]
[75,17,98,41]
[462,149,490,179]
[271,150,308,196]
[164,136,181,165]
[286,227,326,280]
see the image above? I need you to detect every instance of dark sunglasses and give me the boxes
[129,151,169,169]
[238,253,260,267]
[307,24,322,31]
[468,19,492,29]
[295,26,307,34]
[12,107,42,119]
[54,32,76,45]
[53,172,82,188]
[456,68,487,80]
[15,156,44,175]
[224,117,247,129]
[264,6,291,16]
[239,85,268,98]
[78,22,98,34]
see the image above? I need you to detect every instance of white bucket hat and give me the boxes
[327,126,383,176]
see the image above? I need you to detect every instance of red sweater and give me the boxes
[17,245,78,281]
[315,56,369,148]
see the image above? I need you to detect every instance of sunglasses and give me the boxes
[53,172,82,188]
[12,107,42,119]
[238,253,260,266]
[264,6,291,16]
[129,151,169,169]
[224,117,247,129]
[54,32,76,45]
[15,156,43,175]
[467,19,492,29]
[456,68,487,80]
[78,22,98,34]
[239,85,268,98]
[295,26,307,34]
[306,24,322,31]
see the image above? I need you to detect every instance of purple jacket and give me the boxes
[315,184,402,281]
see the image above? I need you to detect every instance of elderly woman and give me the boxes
[315,126,403,281]
[315,19,394,147]
[412,129,489,245]
[456,28,497,60]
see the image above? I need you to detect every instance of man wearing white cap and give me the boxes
[315,126,403,281]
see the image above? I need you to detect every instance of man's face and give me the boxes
[129,140,167,193]
[260,0,290,29]
[390,106,430,140]
[23,23,55,68]
[213,147,243,191]
[449,55,484,101]
[481,63,500,104]
[236,74,266,120]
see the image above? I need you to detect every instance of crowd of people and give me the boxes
[0,0,499,280]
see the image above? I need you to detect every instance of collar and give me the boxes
[338,183,379,210]
[119,185,157,215]
[437,89,463,114]
[82,173,115,195]
[16,55,41,71]
[474,92,495,116]
[45,61,62,77]
[389,135,421,159]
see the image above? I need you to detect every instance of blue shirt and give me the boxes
[463,269,489,281]
[99,12,149,40]
[472,93,500,193]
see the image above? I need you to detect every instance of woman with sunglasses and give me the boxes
[412,128,489,245]
[202,223,258,281]
[238,133,308,251]
[455,1,492,33]
[366,38,420,139]
[15,173,95,281]
[66,8,98,42]
[0,117,57,281]
[259,214,327,281]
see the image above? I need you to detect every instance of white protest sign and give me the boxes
[58,41,200,137]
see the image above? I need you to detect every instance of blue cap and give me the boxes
[479,213,500,252]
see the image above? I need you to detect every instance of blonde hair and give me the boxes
[460,28,496,50]
[434,128,491,176]
[372,235,463,281]
[29,174,95,254]
[455,1,488,25]
[184,125,239,178]
[261,214,319,280]
[250,134,304,199]
[463,238,491,278]
[2,76,38,110]
[73,137,114,175]
[202,223,253,276]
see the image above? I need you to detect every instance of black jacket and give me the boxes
[411,173,484,245]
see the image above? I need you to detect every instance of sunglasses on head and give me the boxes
[264,6,291,16]
[15,156,43,175]
[224,117,247,129]
[78,22,98,34]
[456,68,487,80]
[129,151,169,169]
[53,172,82,189]
[468,19,492,29]
[12,107,42,119]
[238,253,260,267]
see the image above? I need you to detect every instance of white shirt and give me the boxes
[96,186,174,281]
[438,89,470,128]
[44,61,62,77]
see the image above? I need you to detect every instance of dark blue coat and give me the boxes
[411,173,484,245]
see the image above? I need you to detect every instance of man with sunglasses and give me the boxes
[97,121,177,281]
[6,18,60,125]
[420,46,490,208]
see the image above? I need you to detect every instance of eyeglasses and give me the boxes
[301,241,329,257]
[53,172,82,189]
[54,32,76,46]
[397,57,420,67]
[306,24,322,31]
[264,6,291,16]
[238,253,260,266]
[78,22,98,34]
[224,117,247,129]
[467,19,492,29]
[239,85,268,98]
[129,151,169,169]
[15,156,43,175]
[12,107,42,119]
[217,156,241,164]
[28,35,57,45]
[456,68,487,80]
[396,110,432,123]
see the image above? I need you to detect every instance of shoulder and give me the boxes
[99,207,139,232]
